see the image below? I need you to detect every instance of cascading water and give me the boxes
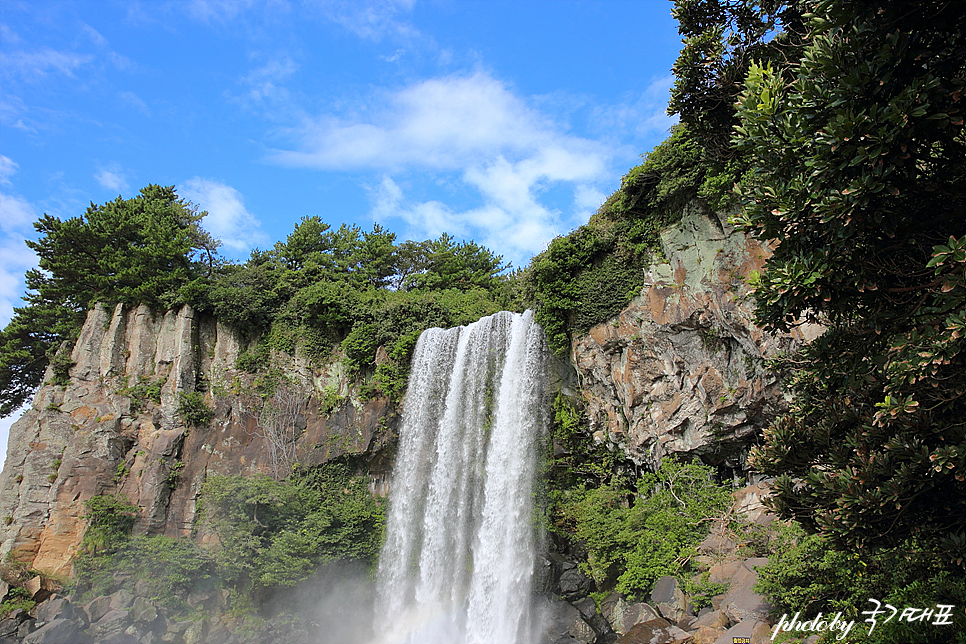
[374,310,548,644]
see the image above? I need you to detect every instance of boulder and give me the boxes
[542,598,596,644]
[83,595,112,623]
[130,597,158,624]
[557,561,593,601]
[23,618,92,644]
[0,610,31,638]
[690,625,726,644]
[651,577,690,622]
[615,617,692,644]
[35,595,84,625]
[692,609,729,631]
[719,559,772,624]
[109,589,135,611]
[600,594,662,635]
[712,620,765,644]
[706,561,742,586]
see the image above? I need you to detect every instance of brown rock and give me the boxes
[713,620,764,644]
[616,618,693,644]
[720,559,772,624]
[693,609,729,631]
[707,561,742,586]
[690,625,725,644]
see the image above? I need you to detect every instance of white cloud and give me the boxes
[0,193,37,233]
[270,72,609,173]
[0,156,17,186]
[273,71,612,267]
[592,75,678,138]
[0,48,92,80]
[238,54,298,113]
[119,91,151,115]
[186,0,260,22]
[95,165,130,193]
[312,0,418,41]
[180,178,268,255]
[0,236,36,323]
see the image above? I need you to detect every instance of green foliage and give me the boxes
[118,377,163,413]
[0,586,36,619]
[0,185,218,418]
[553,458,731,599]
[669,0,807,161]
[74,535,216,612]
[732,1,966,562]
[82,494,139,554]
[177,391,214,426]
[525,126,728,354]
[199,463,384,591]
[756,523,966,643]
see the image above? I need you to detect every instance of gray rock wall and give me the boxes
[571,204,820,472]
[0,303,396,577]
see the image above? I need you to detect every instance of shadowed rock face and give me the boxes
[572,205,820,472]
[0,303,397,577]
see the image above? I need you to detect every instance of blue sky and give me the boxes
[0,0,682,449]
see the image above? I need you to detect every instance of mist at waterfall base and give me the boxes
[370,310,550,644]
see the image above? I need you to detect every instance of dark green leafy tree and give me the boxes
[669,0,807,160]
[730,0,966,563]
[0,185,218,417]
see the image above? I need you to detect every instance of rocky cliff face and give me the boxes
[571,204,819,473]
[0,304,396,578]
[0,204,809,583]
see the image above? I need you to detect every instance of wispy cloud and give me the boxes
[270,72,607,172]
[185,0,262,22]
[0,48,92,80]
[119,90,151,115]
[94,164,130,193]
[180,178,268,255]
[0,157,39,327]
[0,156,17,187]
[311,0,418,41]
[592,75,678,138]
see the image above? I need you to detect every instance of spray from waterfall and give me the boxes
[374,310,548,644]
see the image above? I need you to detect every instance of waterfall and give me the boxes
[374,310,548,644]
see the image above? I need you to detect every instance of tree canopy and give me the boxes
[0,191,512,416]
[0,185,217,417]
[710,0,966,563]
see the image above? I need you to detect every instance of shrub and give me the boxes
[756,525,966,644]
[554,459,731,600]
[81,494,139,554]
[74,535,216,612]
[177,391,214,426]
[200,463,385,592]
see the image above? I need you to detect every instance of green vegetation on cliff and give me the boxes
[73,462,381,614]
[523,124,740,354]
[0,199,513,417]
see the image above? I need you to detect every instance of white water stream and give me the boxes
[374,310,548,644]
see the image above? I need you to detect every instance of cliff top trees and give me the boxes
[0,188,512,417]
[0,185,217,417]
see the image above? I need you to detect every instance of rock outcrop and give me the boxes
[572,204,819,472]
[0,303,396,577]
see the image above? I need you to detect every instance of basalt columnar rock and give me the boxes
[0,303,396,577]
[571,204,819,472]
